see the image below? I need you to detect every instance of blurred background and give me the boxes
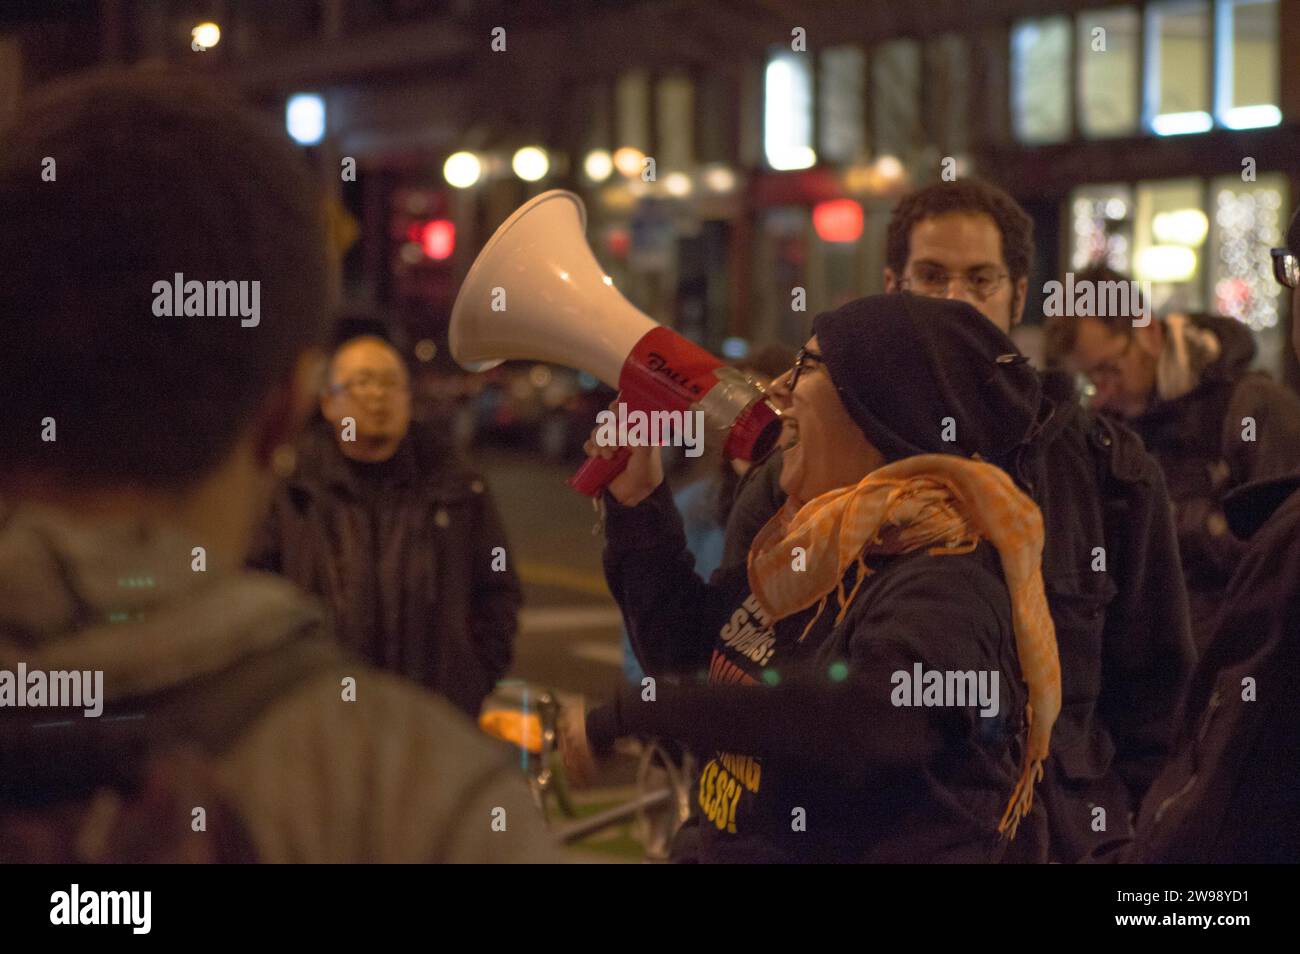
[3,0,1299,855]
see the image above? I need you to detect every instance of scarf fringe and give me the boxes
[998,704,1044,840]
[798,593,830,643]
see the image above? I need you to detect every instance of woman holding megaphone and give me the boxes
[560,293,1061,863]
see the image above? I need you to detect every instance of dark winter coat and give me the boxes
[1125,315,1300,649]
[249,418,521,716]
[1122,473,1300,863]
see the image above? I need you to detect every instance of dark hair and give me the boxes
[0,70,331,490]
[1043,265,1143,364]
[885,179,1034,284]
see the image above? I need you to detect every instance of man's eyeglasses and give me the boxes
[787,347,824,392]
[329,373,408,397]
[1270,248,1300,289]
[1079,335,1134,388]
[900,264,1009,302]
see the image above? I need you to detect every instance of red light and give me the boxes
[607,227,631,259]
[421,219,455,260]
[812,199,863,243]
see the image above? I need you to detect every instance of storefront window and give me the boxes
[617,70,651,153]
[924,34,970,157]
[871,39,921,158]
[1077,7,1140,137]
[1215,0,1281,128]
[1070,184,1135,272]
[764,50,815,170]
[1011,17,1071,144]
[819,46,866,164]
[1211,173,1287,331]
[1134,178,1206,311]
[1145,1,1212,135]
[656,75,694,173]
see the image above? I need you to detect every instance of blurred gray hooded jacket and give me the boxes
[0,502,559,863]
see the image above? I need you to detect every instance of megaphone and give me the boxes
[449,190,781,496]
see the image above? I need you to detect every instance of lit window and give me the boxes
[1145,1,1212,135]
[1077,7,1140,138]
[764,50,815,170]
[617,71,651,153]
[1070,184,1135,272]
[871,40,921,158]
[1215,0,1281,129]
[656,76,695,173]
[1012,18,1071,144]
[1211,173,1288,331]
[1134,179,1206,311]
[819,46,866,164]
[924,35,970,157]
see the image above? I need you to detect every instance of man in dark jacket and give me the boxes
[1119,210,1300,863]
[720,181,1195,863]
[1048,267,1300,650]
[250,332,522,717]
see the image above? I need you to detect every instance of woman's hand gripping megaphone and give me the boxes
[580,397,665,507]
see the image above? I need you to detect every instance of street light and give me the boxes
[444,151,483,189]
[512,146,550,182]
[286,93,326,145]
[191,22,221,50]
[583,150,613,183]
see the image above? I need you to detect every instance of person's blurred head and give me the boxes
[0,70,330,558]
[1046,266,1161,419]
[883,179,1033,333]
[321,334,412,462]
[779,295,1041,507]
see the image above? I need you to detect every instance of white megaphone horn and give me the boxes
[449,190,781,496]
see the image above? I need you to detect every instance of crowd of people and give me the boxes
[1,69,1297,864]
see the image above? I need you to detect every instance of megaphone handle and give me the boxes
[568,445,632,497]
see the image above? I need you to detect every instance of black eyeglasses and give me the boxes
[788,347,824,392]
[1271,248,1300,289]
[328,373,408,397]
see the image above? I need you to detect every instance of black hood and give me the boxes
[812,293,1042,464]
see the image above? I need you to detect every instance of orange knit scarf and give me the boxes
[746,454,1060,839]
